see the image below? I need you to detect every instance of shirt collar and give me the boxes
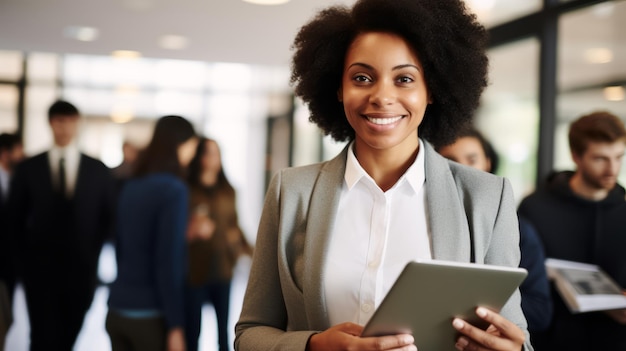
[50,142,79,160]
[344,140,425,193]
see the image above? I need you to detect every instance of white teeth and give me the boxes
[366,116,403,125]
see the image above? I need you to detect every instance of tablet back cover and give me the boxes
[361,260,527,350]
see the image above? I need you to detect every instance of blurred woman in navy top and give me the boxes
[106,115,198,351]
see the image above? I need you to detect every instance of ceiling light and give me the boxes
[159,35,189,50]
[242,0,290,5]
[603,86,625,102]
[111,50,142,59]
[584,48,613,64]
[110,106,135,124]
[63,26,99,42]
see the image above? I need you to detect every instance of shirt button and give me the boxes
[362,303,373,313]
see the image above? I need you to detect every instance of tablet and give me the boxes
[361,260,527,350]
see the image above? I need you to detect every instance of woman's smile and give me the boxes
[364,115,405,125]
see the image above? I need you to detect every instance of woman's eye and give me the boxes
[397,76,414,84]
[353,75,371,83]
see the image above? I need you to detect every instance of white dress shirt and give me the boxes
[324,140,432,326]
[48,143,80,197]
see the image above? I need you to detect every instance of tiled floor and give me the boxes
[4,245,251,351]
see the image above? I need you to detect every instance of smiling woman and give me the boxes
[234,0,533,351]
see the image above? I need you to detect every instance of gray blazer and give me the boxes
[235,142,532,351]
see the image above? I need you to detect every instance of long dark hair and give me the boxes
[187,137,234,193]
[134,115,196,178]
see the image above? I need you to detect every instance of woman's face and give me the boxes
[340,31,430,154]
[438,136,492,173]
[178,137,199,168]
[201,139,222,174]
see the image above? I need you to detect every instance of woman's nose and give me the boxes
[369,81,396,105]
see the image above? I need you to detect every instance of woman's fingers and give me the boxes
[309,323,416,351]
[452,307,524,351]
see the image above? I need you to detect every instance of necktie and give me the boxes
[58,156,66,197]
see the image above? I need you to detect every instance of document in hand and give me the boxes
[361,260,527,350]
[545,258,626,313]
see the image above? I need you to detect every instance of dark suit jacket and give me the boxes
[0,181,13,334]
[0,179,11,283]
[7,151,115,289]
[0,172,16,304]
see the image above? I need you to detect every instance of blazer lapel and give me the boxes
[423,142,472,262]
[73,154,85,199]
[302,147,348,330]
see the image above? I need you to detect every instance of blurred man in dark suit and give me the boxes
[7,100,115,351]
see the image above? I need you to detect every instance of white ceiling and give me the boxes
[1,0,623,114]
[3,0,620,73]
[0,0,357,66]
[0,0,562,66]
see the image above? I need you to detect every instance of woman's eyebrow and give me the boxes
[347,62,421,72]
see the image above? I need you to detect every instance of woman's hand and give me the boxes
[452,307,525,351]
[307,322,416,351]
[167,327,186,351]
[605,291,626,324]
[186,214,215,241]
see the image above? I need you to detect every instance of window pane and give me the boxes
[154,59,207,90]
[476,38,540,202]
[207,63,253,93]
[63,54,155,87]
[24,85,58,155]
[0,50,23,81]
[557,1,626,184]
[465,0,542,27]
[0,84,18,132]
[27,52,60,83]
[292,98,321,167]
